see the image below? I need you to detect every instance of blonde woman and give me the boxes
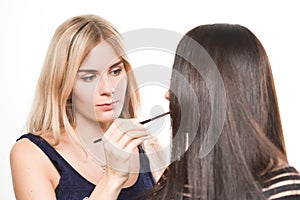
[10,14,165,200]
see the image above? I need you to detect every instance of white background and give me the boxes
[1,0,299,199]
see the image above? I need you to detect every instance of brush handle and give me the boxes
[93,111,170,143]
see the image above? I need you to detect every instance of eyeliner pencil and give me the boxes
[93,111,170,143]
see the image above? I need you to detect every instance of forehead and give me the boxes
[80,41,120,70]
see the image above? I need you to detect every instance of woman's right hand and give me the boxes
[88,119,149,200]
[102,118,149,182]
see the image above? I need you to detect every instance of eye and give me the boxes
[81,74,97,82]
[110,68,122,76]
[109,62,125,76]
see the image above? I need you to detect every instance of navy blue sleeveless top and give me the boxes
[17,133,155,200]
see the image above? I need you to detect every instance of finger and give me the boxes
[104,119,146,139]
[125,129,150,140]
[115,130,149,149]
[104,119,148,144]
[123,137,145,153]
[102,122,119,140]
[103,122,127,143]
[115,118,147,133]
[114,132,133,149]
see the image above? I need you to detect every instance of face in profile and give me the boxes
[72,41,128,128]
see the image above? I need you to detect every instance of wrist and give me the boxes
[104,172,129,189]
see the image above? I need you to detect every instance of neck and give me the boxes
[98,121,113,133]
[74,115,111,164]
[76,118,106,141]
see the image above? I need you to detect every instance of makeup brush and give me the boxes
[93,111,170,143]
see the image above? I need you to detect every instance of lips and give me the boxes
[97,100,119,111]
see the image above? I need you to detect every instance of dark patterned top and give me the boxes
[18,133,155,200]
[262,166,300,199]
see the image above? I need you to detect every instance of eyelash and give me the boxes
[81,74,97,82]
[79,62,124,82]
[110,67,122,76]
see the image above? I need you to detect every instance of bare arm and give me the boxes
[10,120,149,200]
[10,140,128,200]
[10,139,57,200]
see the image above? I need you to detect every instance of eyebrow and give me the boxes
[110,60,124,68]
[78,60,124,73]
[77,69,98,73]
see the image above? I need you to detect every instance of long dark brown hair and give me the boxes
[148,24,287,199]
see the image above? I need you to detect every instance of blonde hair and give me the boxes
[27,14,140,145]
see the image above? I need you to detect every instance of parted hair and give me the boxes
[148,24,287,199]
[27,14,140,144]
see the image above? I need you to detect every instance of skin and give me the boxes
[10,41,150,200]
[164,90,169,100]
[74,41,128,129]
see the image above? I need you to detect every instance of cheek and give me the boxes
[114,75,128,100]
[72,82,96,105]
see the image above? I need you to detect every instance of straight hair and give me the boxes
[27,14,140,145]
[148,24,287,199]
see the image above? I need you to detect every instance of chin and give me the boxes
[96,112,118,123]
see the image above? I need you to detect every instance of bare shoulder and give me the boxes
[10,132,57,163]
[10,134,60,176]
[10,136,53,183]
[10,136,59,199]
[10,136,45,165]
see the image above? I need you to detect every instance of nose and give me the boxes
[165,90,170,100]
[98,74,114,96]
